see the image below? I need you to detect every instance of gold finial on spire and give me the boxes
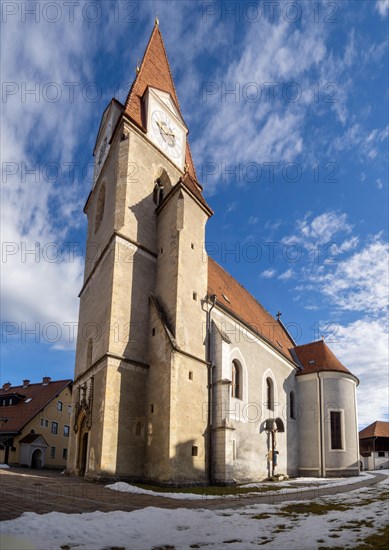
[136,59,141,73]
[155,14,159,26]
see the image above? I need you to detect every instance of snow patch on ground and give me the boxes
[106,481,218,500]
[107,472,373,500]
[0,464,10,469]
[2,474,387,550]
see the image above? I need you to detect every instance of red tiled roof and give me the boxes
[294,340,356,378]
[0,380,72,434]
[207,258,296,363]
[124,24,197,181]
[359,421,389,439]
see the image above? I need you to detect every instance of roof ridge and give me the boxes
[5,379,72,389]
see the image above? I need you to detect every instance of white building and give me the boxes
[67,23,360,483]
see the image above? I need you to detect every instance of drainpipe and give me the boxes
[207,294,217,484]
[317,373,325,477]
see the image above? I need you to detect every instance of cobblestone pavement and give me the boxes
[1,467,386,521]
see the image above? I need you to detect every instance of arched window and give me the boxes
[95,184,105,233]
[290,391,296,419]
[231,360,241,399]
[266,377,274,410]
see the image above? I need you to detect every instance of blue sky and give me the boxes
[1,0,388,427]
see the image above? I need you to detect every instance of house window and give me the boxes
[266,378,274,411]
[378,451,385,457]
[67,405,72,415]
[51,422,58,435]
[231,360,241,399]
[57,401,62,412]
[63,448,68,460]
[289,391,296,419]
[64,425,70,437]
[330,411,342,450]
[50,446,56,458]
[95,184,106,233]
[40,419,48,428]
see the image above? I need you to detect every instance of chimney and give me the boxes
[2,382,11,391]
[23,379,30,388]
[42,376,51,385]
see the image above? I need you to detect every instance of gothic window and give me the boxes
[95,184,105,233]
[330,411,342,450]
[266,378,274,410]
[289,391,296,419]
[153,178,164,205]
[231,360,241,399]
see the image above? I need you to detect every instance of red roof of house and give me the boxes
[0,379,72,434]
[359,421,389,439]
[294,340,356,379]
[124,24,198,181]
[207,258,296,363]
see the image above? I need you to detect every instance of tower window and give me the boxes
[189,371,193,380]
[266,378,274,411]
[193,292,197,301]
[289,391,296,419]
[150,404,154,413]
[135,421,142,437]
[192,446,198,457]
[231,360,241,399]
[95,184,106,233]
[191,243,194,250]
[152,328,156,336]
[330,411,342,450]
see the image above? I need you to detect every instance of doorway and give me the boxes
[31,448,43,469]
[77,416,90,476]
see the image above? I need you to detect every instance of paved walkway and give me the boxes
[0,467,386,521]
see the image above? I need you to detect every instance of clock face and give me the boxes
[151,109,183,160]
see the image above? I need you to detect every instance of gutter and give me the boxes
[317,372,325,477]
[206,294,217,484]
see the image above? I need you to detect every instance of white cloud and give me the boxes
[0,6,131,349]
[278,268,294,281]
[308,235,389,314]
[376,178,383,189]
[248,216,258,225]
[284,211,353,250]
[338,236,359,253]
[376,0,389,17]
[261,268,277,279]
[331,318,389,426]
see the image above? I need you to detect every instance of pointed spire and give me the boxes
[124,25,197,180]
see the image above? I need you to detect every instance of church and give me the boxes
[66,23,360,484]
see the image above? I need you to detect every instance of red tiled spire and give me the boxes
[124,24,197,180]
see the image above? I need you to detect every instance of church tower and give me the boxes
[67,23,213,482]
